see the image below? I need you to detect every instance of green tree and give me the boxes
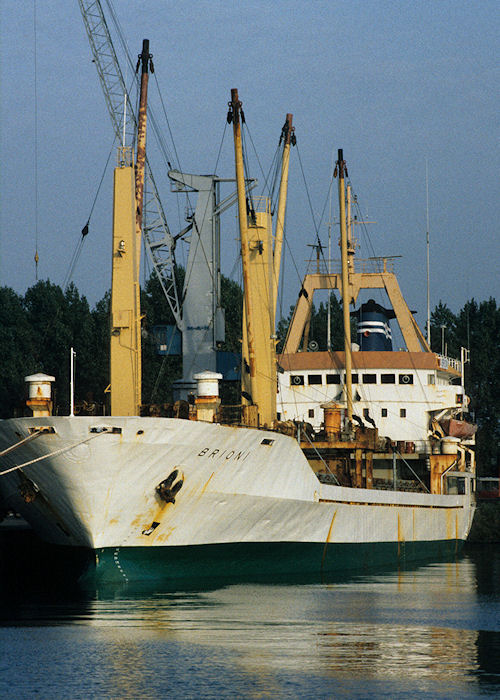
[308,295,345,350]
[63,284,101,406]
[430,301,458,357]
[23,281,73,411]
[431,298,500,476]
[0,287,36,417]
[219,274,243,353]
[276,292,344,353]
[87,290,110,406]
[141,270,184,404]
[20,281,100,412]
[140,270,243,403]
[457,299,499,474]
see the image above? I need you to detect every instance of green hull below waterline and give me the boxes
[87,539,466,585]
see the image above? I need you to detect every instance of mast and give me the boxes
[346,183,354,272]
[135,39,152,256]
[110,148,139,415]
[327,149,335,351]
[228,89,276,427]
[229,89,256,382]
[336,149,353,427]
[110,40,151,416]
[347,183,352,259]
[272,113,294,322]
[133,39,152,406]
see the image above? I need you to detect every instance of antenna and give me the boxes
[70,347,76,417]
[426,158,431,344]
[122,90,127,147]
[33,0,39,281]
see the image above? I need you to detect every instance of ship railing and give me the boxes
[437,354,462,373]
[248,196,271,214]
[393,439,430,455]
[219,404,243,425]
[305,257,396,276]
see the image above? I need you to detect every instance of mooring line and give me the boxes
[0,430,43,458]
[0,432,105,477]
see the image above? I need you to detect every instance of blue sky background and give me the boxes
[1,0,498,329]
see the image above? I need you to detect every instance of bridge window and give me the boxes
[381,408,388,417]
[308,409,315,418]
[308,374,322,385]
[381,374,395,384]
[362,374,377,384]
[290,375,304,386]
[400,408,407,418]
[326,374,341,384]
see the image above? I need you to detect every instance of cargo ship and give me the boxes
[0,63,476,583]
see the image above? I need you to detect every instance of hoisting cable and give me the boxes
[394,449,430,492]
[62,139,115,291]
[279,149,339,350]
[150,70,185,261]
[269,118,297,215]
[33,0,39,281]
[105,0,177,171]
[244,123,283,213]
[150,325,179,403]
[293,140,338,309]
[299,424,341,485]
[348,179,381,268]
[267,146,282,213]
[240,125,257,220]
[152,72,181,172]
[238,116,279,337]
[295,142,320,236]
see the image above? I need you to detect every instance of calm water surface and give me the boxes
[0,542,499,699]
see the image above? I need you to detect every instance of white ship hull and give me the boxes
[0,416,475,583]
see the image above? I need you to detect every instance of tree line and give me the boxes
[0,272,243,419]
[0,279,498,474]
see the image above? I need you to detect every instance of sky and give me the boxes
[1,0,499,331]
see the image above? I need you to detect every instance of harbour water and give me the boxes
[1,536,499,699]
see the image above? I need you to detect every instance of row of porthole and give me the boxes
[297,406,409,420]
[289,373,414,387]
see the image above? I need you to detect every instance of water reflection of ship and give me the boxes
[317,559,480,683]
[2,528,497,692]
